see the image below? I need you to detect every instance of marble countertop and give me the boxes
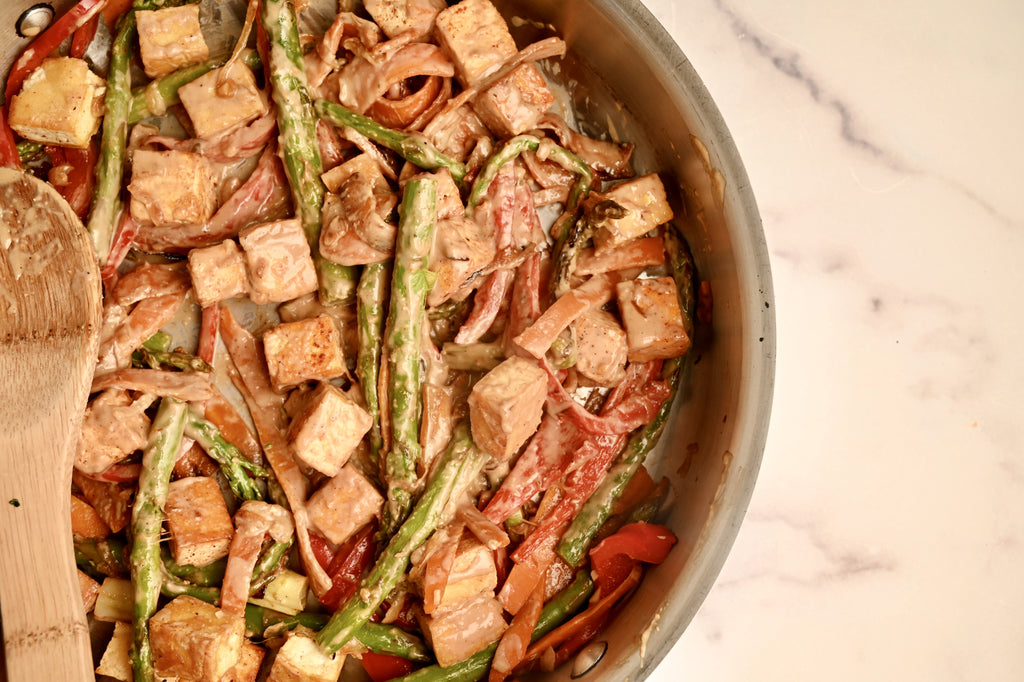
[639,0,1024,679]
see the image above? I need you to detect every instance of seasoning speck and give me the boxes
[9,498,20,507]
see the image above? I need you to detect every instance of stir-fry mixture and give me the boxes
[2,0,701,679]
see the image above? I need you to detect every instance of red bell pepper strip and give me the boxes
[5,0,108,107]
[99,211,139,285]
[0,113,19,169]
[589,522,676,595]
[197,305,220,366]
[317,523,377,611]
[46,138,97,218]
[70,13,100,59]
[359,652,417,682]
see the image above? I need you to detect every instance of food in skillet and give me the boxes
[2,0,700,679]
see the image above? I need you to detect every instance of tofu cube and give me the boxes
[468,356,547,461]
[262,315,347,391]
[128,149,218,227]
[592,174,675,256]
[435,0,518,87]
[615,276,691,362]
[422,536,498,613]
[427,216,496,307]
[227,641,265,682]
[238,219,319,305]
[420,593,507,668]
[472,63,555,138]
[137,5,209,79]
[165,476,235,568]
[179,61,268,139]
[95,620,133,682]
[288,383,372,476]
[78,569,101,613]
[8,57,104,148]
[365,0,447,39]
[267,628,345,682]
[307,465,383,546]
[149,595,245,682]
[433,168,465,220]
[75,389,149,475]
[188,239,249,307]
[572,308,628,386]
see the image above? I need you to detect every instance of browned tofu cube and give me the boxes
[435,0,518,87]
[128,149,218,227]
[187,239,249,307]
[78,569,100,613]
[615,276,691,362]
[422,536,497,613]
[95,620,133,681]
[267,629,345,682]
[165,476,234,568]
[365,0,447,39]
[226,641,265,682]
[288,383,372,476]
[307,465,383,546]
[572,308,628,386]
[75,389,149,475]
[592,174,674,256]
[8,57,104,148]
[262,315,346,391]
[150,595,245,682]
[238,219,319,305]
[420,593,507,668]
[472,63,555,138]
[179,61,268,139]
[468,356,547,461]
[137,5,209,79]
[428,216,496,307]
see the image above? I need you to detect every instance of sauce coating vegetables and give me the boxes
[4,0,701,679]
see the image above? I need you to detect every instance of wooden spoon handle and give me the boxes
[0,475,93,681]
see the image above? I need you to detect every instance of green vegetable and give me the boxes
[381,176,438,536]
[315,99,468,185]
[133,347,212,372]
[261,0,357,303]
[86,10,135,265]
[317,426,484,654]
[184,408,268,501]
[130,397,187,682]
[356,261,391,467]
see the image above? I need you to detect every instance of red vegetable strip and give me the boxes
[360,651,417,682]
[99,211,140,285]
[5,0,107,106]
[219,306,333,596]
[0,113,18,168]
[490,580,545,681]
[319,523,377,611]
[197,304,219,366]
[70,13,100,59]
[589,522,676,595]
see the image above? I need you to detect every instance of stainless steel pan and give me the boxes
[0,1,774,680]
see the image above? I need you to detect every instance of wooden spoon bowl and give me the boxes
[0,167,101,681]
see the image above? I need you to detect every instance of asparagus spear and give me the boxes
[129,397,188,682]
[315,99,468,185]
[260,0,357,303]
[381,176,438,536]
[86,9,135,265]
[248,608,432,662]
[556,227,697,567]
[128,50,262,124]
[184,408,269,501]
[465,134,593,215]
[356,261,391,466]
[317,426,485,654]
[398,571,596,681]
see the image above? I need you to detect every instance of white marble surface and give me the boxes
[640,0,1024,679]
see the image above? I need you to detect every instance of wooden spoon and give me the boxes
[0,167,101,681]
